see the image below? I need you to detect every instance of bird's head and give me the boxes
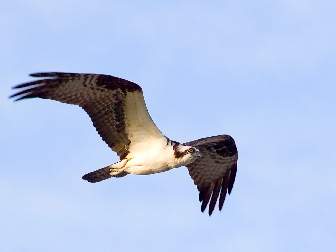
[173,145,202,165]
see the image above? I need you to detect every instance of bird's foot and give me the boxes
[108,159,129,177]
[109,166,126,176]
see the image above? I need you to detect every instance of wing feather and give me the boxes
[10,72,164,158]
[219,169,231,210]
[185,135,238,215]
[208,178,222,215]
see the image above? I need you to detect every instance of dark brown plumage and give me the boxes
[185,135,238,216]
[10,72,149,159]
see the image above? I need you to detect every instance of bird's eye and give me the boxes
[188,148,195,154]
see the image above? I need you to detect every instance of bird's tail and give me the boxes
[82,164,128,183]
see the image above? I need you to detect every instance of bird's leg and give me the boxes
[109,159,128,176]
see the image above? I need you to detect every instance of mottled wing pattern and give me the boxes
[184,135,238,216]
[10,72,163,159]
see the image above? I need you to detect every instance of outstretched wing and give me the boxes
[10,72,164,159]
[184,135,238,216]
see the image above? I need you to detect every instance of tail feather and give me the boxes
[82,166,127,183]
[82,167,111,183]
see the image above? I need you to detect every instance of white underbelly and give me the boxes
[126,164,172,175]
[125,146,176,175]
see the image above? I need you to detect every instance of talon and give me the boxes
[109,167,125,176]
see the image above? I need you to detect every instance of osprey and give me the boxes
[10,72,238,216]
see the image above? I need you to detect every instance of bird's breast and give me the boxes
[126,144,178,174]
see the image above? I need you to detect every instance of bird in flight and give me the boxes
[10,72,238,215]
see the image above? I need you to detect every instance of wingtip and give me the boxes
[30,72,82,78]
[8,93,16,99]
[29,72,61,77]
[201,206,215,216]
[8,95,20,102]
[8,93,29,101]
[29,73,40,77]
[30,72,57,77]
[228,163,237,195]
[199,192,203,202]
[12,83,28,89]
[29,72,54,77]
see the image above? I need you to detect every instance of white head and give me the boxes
[173,145,202,166]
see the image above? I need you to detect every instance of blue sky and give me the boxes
[1,1,335,251]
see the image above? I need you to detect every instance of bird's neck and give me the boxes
[165,137,193,168]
